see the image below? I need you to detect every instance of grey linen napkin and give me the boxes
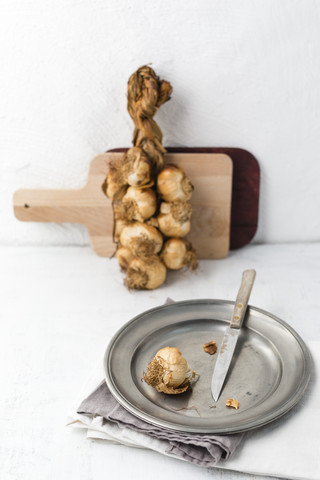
[77,381,244,467]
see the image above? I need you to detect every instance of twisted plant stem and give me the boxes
[127,65,172,171]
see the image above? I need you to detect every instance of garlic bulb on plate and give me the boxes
[125,256,166,290]
[120,187,157,222]
[161,238,198,270]
[157,202,192,237]
[120,222,163,257]
[143,346,198,394]
[157,165,193,202]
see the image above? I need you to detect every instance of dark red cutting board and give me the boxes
[109,147,260,250]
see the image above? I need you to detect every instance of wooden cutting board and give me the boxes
[13,152,233,259]
[110,147,260,250]
[163,147,260,250]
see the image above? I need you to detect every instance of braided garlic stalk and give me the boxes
[102,66,197,289]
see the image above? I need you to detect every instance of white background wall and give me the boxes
[1,0,320,247]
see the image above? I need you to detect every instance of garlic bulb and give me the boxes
[125,256,166,290]
[114,218,129,242]
[113,204,130,242]
[116,246,135,271]
[161,238,198,270]
[157,165,194,202]
[120,187,157,222]
[157,202,192,237]
[143,347,198,394]
[124,147,152,187]
[120,222,163,257]
[102,171,126,200]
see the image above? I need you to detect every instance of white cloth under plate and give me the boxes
[67,341,320,480]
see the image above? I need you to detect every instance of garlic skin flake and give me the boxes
[226,398,240,410]
[157,165,194,202]
[143,346,198,394]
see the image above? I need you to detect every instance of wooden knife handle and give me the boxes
[230,269,256,329]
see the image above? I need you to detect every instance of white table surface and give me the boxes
[1,243,319,480]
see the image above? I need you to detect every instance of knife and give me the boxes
[211,269,256,401]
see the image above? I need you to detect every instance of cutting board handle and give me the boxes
[13,188,91,224]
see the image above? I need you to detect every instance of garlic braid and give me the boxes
[103,66,197,289]
[127,65,172,171]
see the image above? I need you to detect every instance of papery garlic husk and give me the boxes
[114,218,129,242]
[146,216,159,228]
[116,246,135,271]
[157,165,194,202]
[124,147,153,187]
[102,170,127,200]
[120,222,163,257]
[143,346,198,394]
[157,202,192,237]
[120,187,157,222]
[113,203,130,242]
[161,238,198,270]
[125,256,166,290]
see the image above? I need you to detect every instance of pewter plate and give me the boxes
[104,300,312,434]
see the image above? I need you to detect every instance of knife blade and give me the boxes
[211,269,256,401]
